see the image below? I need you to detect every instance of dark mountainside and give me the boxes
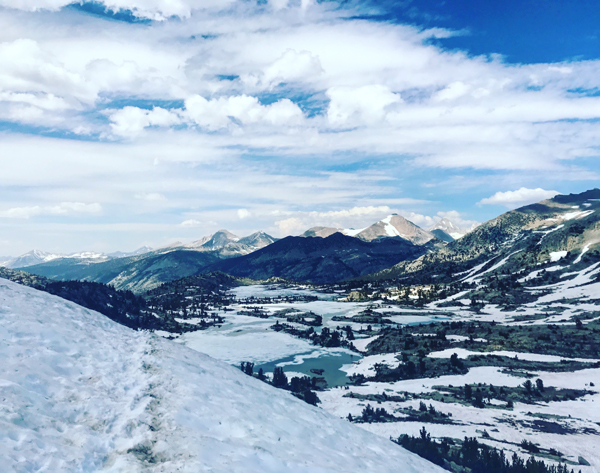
[202,232,431,283]
[429,229,454,243]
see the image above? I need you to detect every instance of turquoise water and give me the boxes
[255,351,361,388]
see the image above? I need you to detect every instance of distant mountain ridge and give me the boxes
[20,230,278,293]
[202,232,431,284]
[429,229,454,243]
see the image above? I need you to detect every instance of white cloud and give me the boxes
[273,206,394,236]
[237,208,251,219]
[309,206,391,219]
[435,210,479,229]
[326,85,401,126]
[248,49,324,89]
[478,188,560,208]
[433,81,471,102]
[269,0,289,12]
[275,217,304,234]
[0,202,102,219]
[180,219,202,227]
[109,107,181,137]
[398,211,436,229]
[184,95,303,130]
[0,0,238,20]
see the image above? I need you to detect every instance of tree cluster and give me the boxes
[395,428,580,473]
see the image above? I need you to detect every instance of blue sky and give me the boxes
[0,0,599,255]
[369,0,600,63]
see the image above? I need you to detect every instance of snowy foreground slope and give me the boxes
[0,279,443,473]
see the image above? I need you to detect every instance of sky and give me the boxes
[0,0,599,255]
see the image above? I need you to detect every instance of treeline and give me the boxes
[271,322,355,349]
[239,362,320,406]
[43,280,164,330]
[395,427,580,473]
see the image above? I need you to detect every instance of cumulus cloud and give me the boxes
[0,202,102,219]
[275,217,304,234]
[308,206,391,219]
[184,95,303,130]
[398,211,436,229]
[327,85,401,126]
[478,188,560,208]
[109,107,181,137]
[237,209,251,219]
[0,38,94,111]
[432,81,471,102]
[244,49,324,89]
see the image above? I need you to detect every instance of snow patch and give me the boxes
[550,251,568,262]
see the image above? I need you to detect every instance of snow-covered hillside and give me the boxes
[0,279,443,473]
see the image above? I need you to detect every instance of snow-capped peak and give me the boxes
[0,249,64,269]
[355,214,435,245]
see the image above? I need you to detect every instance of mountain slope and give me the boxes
[0,278,443,473]
[187,229,240,250]
[365,188,600,287]
[204,232,429,283]
[22,250,222,293]
[430,228,454,243]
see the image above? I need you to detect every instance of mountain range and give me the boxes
[0,247,154,269]
[13,188,600,307]
[12,184,600,297]
[16,214,459,292]
[301,213,465,245]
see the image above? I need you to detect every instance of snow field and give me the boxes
[318,366,600,472]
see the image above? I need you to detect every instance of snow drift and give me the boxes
[0,279,442,473]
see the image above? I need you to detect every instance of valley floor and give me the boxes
[162,282,600,472]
